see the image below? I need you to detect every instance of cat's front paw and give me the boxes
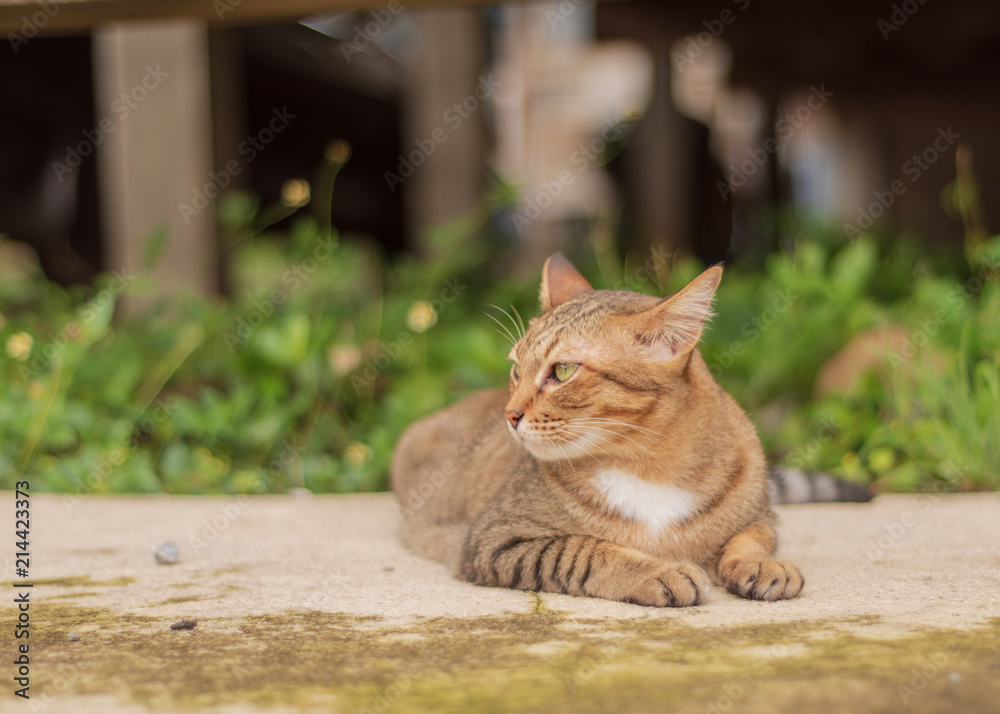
[719,556,803,601]
[624,563,710,607]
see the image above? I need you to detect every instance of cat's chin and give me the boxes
[512,430,593,462]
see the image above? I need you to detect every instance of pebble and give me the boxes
[153,541,180,565]
[383,565,395,572]
[170,620,197,631]
[67,630,81,642]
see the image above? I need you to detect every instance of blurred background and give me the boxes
[1,0,998,496]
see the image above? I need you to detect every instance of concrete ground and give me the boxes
[2,491,999,713]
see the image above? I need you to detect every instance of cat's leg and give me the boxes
[460,531,711,607]
[715,520,804,601]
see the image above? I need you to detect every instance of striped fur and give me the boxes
[392,254,831,607]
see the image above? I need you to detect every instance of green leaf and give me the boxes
[254,314,311,368]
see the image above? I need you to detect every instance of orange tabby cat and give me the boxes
[392,254,804,606]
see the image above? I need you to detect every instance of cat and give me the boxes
[392,253,868,607]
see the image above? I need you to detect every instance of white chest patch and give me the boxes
[593,469,697,531]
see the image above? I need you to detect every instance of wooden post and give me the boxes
[93,20,217,300]
[624,37,693,263]
[402,7,486,248]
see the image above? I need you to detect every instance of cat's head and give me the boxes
[504,253,722,462]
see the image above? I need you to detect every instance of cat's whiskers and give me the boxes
[562,423,654,458]
[505,299,527,339]
[479,308,519,346]
[566,417,670,444]
[557,429,616,463]
[486,303,524,342]
[565,417,672,443]
[543,432,574,465]
[564,417,663,436]
[549,435,581,470]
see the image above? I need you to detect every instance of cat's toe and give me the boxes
[626,563,710,608]
[721,558,803,601]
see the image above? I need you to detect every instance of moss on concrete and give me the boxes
[3,575,137,588]
[147,596,209,607]
[4,605,998,713]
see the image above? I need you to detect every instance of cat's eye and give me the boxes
[554,363,579,381]
[511,364,519,381]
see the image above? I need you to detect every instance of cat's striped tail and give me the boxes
[768,466,873,504]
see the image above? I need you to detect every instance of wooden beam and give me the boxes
[0,0,502,35]
[93,20,217,300]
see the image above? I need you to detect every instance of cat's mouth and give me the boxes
[510,421,605,462]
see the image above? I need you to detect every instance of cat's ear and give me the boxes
[634,265,723,361]
[540,253,594,311]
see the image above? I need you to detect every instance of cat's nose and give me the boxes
[505,410,524,429]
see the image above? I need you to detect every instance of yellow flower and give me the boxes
[28,381,45,400]
[344,442,372,467]
[6,332,32,361]
[406,300,438,333]
[281,179,311,207]
[326,139,352,164]
[328,344,362,376]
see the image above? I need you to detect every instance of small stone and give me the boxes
[67,630,81,642]
[948,672,962,683]
[153,541,180,565]
[170,620,197,631]
[383,565,395,572]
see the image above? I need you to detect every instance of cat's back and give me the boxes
[392,388,520,524]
